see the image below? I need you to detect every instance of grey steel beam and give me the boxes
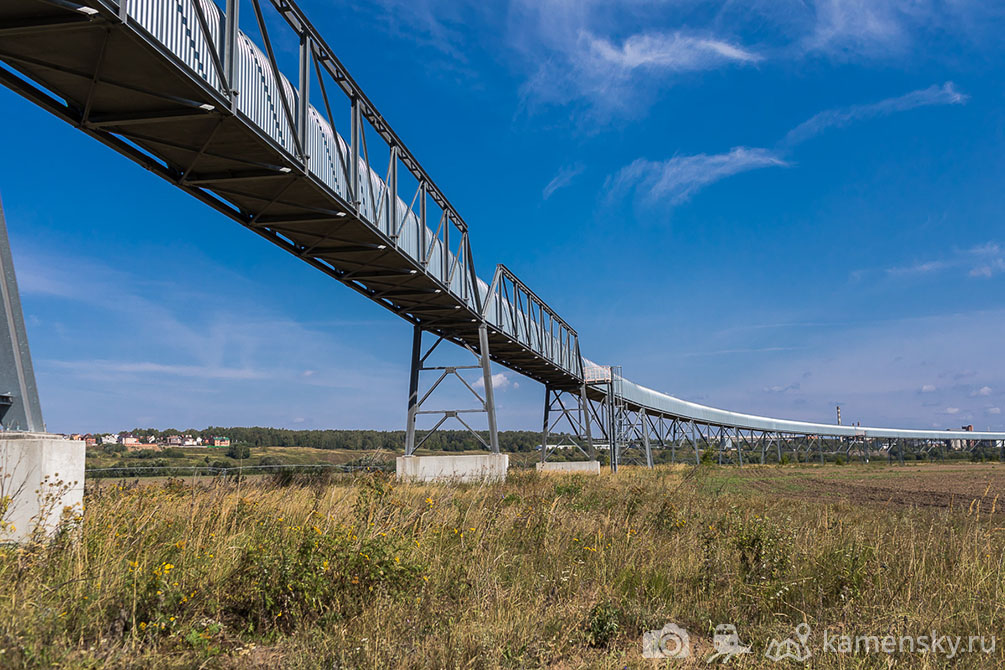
[478,324,500,454]
[255,214,348,226]
[184,170,293,185]
[344,270,417,281]
[0,16,97,37]
[0,195,44,432]
[223,0,239,103]
[539,386,550,464]
[86,108,217,128]
[310,243,387,255]
[404,324,422,456]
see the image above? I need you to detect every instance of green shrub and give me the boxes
[225,518,423,633]
[732,514,794,584]
[813,542,874,607]
[584,601,622,648]
[554,479,584,498]
[227,444,251,460]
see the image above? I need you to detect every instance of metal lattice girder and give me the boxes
[539,385,595,463]
[404,324,498,456]
[610,405,653,472]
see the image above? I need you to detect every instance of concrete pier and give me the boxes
[536,460,602,475]
[396,454,509,483]
[0,433,84,543]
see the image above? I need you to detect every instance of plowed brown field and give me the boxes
[714,462,1005,516]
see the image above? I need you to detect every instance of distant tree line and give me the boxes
[122,427,566,453]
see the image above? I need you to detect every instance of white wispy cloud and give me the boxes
[886,260,949,276]
[783,82,968,146]
[658,306,1005,430]
[365,0,486,60]
[585,31,760,71]
[608,147,787,205]
[921,384,936,392]
[968,243,1005,277]
[46,360,267,381]
[608,82,967,207]
[543,163,586,199]
[763,382,801,394]
[353,0,1002,122]
[801,0,919,58]
[512,0,762,120]
[509,1,995,120]
[683,345,800,357]
[796,0,1004,61]
[882,241,1005,280]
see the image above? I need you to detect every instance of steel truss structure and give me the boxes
[2,0,1004,462]
[539,385,595,463]
[557,398,1004,468]
[404,324,498,456]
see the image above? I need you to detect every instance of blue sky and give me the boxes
[2,0,1004,433]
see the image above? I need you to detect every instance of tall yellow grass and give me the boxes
[0,466,1001,668]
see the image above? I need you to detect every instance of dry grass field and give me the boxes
[1,462,1003,668]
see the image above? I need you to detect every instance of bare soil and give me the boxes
[724,463,1005,516]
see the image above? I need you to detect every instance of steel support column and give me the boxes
[403,324,499,456]
[540,384,595,463]
[642,409,653,468]
[478,324,500,453]
[0,195,43,431]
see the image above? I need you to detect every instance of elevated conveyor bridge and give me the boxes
[2,0,1002,466]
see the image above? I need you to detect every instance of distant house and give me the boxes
[100,434,118,445]
[118,433,139,446]
[84,435,97,447]
[144,435,158,444]
[166,435,184,446]
[182,435,203,447]
[70,433,83,441]
[211,437,230,448]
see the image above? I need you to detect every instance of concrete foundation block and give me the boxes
[0,433,85,543]
[536,460,602,475]
[396,453,509,483]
